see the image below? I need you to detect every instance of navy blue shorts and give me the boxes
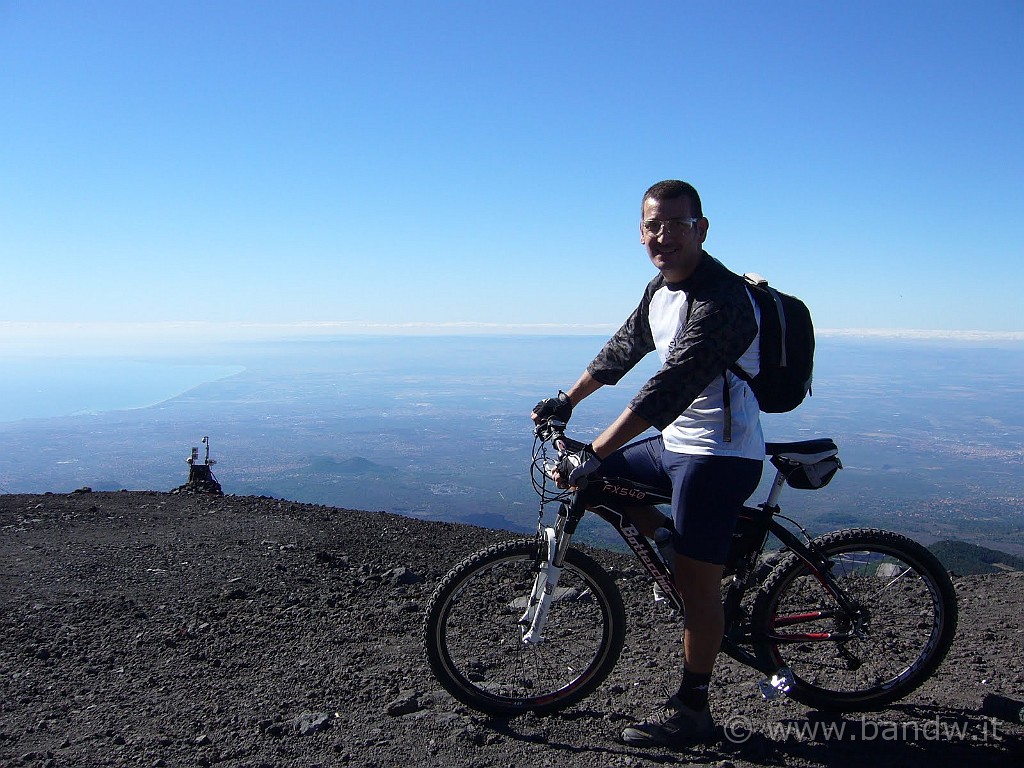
[599,435,762,565]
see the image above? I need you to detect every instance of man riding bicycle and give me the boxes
[532,179,763,748]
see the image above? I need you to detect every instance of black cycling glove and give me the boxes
[557,443,602,487]
[532,391,573,423]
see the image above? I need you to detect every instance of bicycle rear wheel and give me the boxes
[423,539,626,715]
[752,528,958,711]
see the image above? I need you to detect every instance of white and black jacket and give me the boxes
[587,252,764,459]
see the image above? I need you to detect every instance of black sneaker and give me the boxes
[621,695,715,747]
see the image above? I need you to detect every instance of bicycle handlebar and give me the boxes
[533,418,586,455]
[532,417,593,492]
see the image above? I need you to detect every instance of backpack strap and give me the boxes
[729,362,752,383]
[721,277,764,442]
[722,374,732,443]
[685,288,737,443]
[761,281,787,366]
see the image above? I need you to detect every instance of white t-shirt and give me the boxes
[648,282,764,458]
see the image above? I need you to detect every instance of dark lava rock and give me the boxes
[2,491,1022,768]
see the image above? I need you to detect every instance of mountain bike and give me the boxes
[423,418,958,716]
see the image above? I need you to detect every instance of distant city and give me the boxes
[1,334,1022,555]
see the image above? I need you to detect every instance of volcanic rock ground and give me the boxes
[2,491,1021,768]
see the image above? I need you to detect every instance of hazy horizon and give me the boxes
[2,323,1023,361]
[1,334,1021,558]
[3,331,1024,424]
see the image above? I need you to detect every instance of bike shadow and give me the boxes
[480,709,684,766]
[478,704,1022,767]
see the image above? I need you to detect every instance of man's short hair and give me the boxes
[642,180,703,219]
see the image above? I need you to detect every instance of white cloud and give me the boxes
[818,328,1024,342]
[3,321,1021,359]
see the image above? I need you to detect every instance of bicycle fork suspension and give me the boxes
[519,526,569,643]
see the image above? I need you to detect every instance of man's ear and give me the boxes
[696,217,709,244]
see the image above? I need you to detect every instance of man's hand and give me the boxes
[555,443,601,488]
[531,391,573,424]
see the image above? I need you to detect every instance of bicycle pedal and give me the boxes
[653,583,667,603]
[758,667,793,701]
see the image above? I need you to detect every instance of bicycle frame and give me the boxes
[525,432,855,680]
[427,424,954,716]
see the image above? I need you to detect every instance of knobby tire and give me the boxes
[423,539,626,715]
[752,527,958,711]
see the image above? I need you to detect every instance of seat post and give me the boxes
[764,465,788,509]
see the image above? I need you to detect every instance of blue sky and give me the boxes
[1,0,1022,344]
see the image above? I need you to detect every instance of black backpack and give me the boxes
[730,273,815,413]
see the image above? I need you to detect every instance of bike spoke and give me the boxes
[430,546,618,710]
[753,530,956,710]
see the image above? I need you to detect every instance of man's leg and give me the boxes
[622,454,761,747]
[669,456,760,708]
[673,554,726,712]
[594,436,673,538]
[674,554,726,672]
[625,504,672,537]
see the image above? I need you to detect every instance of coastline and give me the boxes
[0,359,245,423]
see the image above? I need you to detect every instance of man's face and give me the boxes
[640,196,708,282]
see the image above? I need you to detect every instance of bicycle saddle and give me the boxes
[764,438,838,465]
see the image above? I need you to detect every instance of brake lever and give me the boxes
[542,444,590,491]
[535,418,567,444]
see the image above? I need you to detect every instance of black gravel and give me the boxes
[2,491,1021,767]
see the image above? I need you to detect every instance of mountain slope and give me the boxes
[930,539,1024,575]
[2,492,1021,767]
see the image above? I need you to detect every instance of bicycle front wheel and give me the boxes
[752,528,958,711]
[423,539,626,715]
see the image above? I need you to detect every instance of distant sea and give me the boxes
[0,360,245,423]
[1,334,1022,554]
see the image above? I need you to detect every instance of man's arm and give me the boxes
[628,288,757,431]
[591,407,652,459]
[554,405,652,488]
[587,280,659,387]
[537,278,657,423]
[531,369,605,424]
[563,370,604,408]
